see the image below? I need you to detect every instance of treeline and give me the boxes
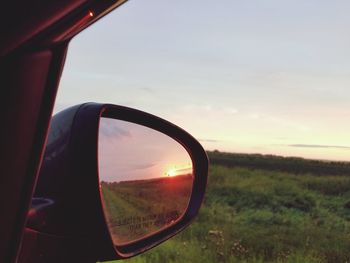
[207,150,350,176]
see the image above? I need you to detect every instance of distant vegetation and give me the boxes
[208,150,350,176]
[104,151,350,263]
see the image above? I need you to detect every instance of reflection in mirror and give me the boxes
[98,118,193,245]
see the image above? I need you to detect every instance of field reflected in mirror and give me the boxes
[98,118,193,245]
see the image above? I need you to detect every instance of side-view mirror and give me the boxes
[23,103,208,262]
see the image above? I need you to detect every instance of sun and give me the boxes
[166,168,177,177]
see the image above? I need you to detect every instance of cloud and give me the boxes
[69,71,119,80]
[249,113,261,119]
[99,123,131,139]
[288,144,350,150]
[131,163,156,170]
[224,107,238,115]
[138,87,155,93]
[248,113,310,132]
[199,138,222,143]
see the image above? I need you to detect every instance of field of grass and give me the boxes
[101,174,192,244]
[104,152,350,263]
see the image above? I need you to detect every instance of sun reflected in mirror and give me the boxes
[99,118,194,245]
[166,165,192,177]
[166,168,177,177]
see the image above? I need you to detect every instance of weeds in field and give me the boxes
[105,155,350,263]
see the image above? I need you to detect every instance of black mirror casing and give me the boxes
[26,103,208,262]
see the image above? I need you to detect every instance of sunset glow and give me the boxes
[56,0,350,162]
[166,168,177,177]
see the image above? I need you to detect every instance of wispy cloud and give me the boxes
[248,113,310,132]
[69,71,119,80]
[199,138,222,143]
[224,107,238,115]
[132,163,156,170]
[288,144,350,150]
[100,123,131,139]
[138,87,155,93]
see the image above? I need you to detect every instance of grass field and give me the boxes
[104,152,350,263]
[101,174,192,244]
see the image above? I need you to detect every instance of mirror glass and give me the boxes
[98,117,193,245]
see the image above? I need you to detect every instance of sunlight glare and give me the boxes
[167,168,177,177]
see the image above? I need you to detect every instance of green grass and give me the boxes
[103,153,350,263]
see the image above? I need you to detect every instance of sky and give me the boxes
[99,118,192,182]
[55,0,350,161]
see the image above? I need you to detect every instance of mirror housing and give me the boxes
[27,103,208,261]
